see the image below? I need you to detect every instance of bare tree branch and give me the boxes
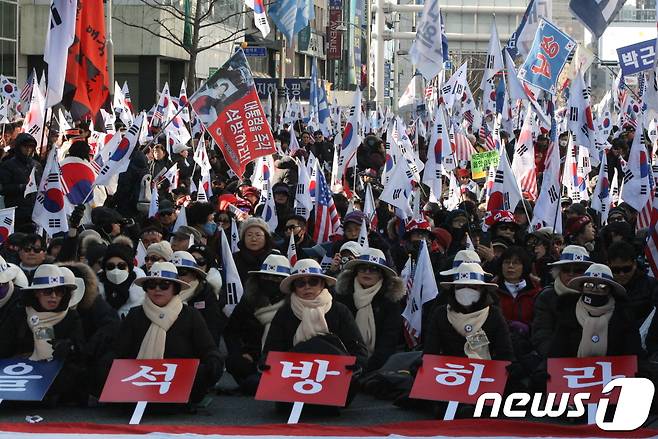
[153,18,188,48]
[133,0,186,20]
[199,7,250,29]
[113,16,186,50]
[197,28,258,52]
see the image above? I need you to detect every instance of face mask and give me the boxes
[559,140,568,147]
[582,292,610,307]
[203,222,218,236]
[106,268,129,285]
[455,287,481,307]
[0,283,10,300]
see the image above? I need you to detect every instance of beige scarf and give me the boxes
[26,306,68,361]
[290,288,332,345]
[254,300,285,348]
[554,276,581,296]
[0,283,14,309]
[137,295,183,359]
[575,297,615,358]
[178,279,200,304]
[446,305,491,360]
[353,278,382,355]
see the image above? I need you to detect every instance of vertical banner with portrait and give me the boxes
[190,50,276,178]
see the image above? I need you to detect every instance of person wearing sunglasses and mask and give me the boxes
[18,233,47,282]
[547,264,641,359]
[531,245,593,357]
[98,244,145,318]
[115,262,222,404]
[225,255,291,394]
[336,248,405,372]
[171,251,225,345]
[0,265,86,405]
[279,215,315,259]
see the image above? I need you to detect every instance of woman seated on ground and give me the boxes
[113,262,223,404]
[0,264,87,405]
[335,247,405,372]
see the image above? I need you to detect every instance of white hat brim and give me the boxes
[547,259,593,267]
[343,259,398,277]
[439,279,498,290]
[247,269,289,277]
[567,275,626,296]
[68,278,86,308]
[280,273,336,294]
[134,276,191,289]
[173,264,207,279]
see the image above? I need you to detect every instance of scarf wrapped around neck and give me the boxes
[290,289,332,345]
[26,306,68,361]
[254,300,285,348]
[446,305,491,360]
[554,276,580,296]
[178,279,200,304]
[137,295,183,359]
[575,297,615,358]
[353,278,383,355]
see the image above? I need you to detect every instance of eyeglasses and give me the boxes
[357,265,381,274]
[145,256,165,263]
[105,262,128,271]
[246,232,265,239]
[293,277,321,289]
[178,268,195,277]
[610,265,634,274]
[144,280,174,290]
[583,282,609,292]
[36,288,66,297]
[22,246,44,253]
[561,266,586,275]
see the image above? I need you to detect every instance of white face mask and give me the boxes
[455,287,481,307]
[106,268,129,285]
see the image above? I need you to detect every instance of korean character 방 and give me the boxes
[562,361,624,390]
[0,363,43,392]
[280,359,341,395]
[433,362,495,396]
[622,50,640,69]
[121,363,178,395]
[640,45,655,67]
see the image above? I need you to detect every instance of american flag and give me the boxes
[450,129,475,162]
[20,72,34,106]
[478,120,496,151]
[313,171,340,244]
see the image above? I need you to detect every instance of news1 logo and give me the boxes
[474,378,655,431]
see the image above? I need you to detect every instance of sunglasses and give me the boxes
[106,262,128,271]
[293,277,322,289]
[178,268,195,277]
[145,256,164,263]
[144,280,174,291]
[583,282,609,292]
[36,288,66,297]
[357,265,381,274]
[610,265,634,274]
[562,266,586,275]
[22,246,44,253]
[286,224,301,231]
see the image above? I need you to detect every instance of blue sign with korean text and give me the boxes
[617,39,656,77]
[517,19,576,95]
[253,78,311,100]
[0,359,63,401]
[244,47,267,57]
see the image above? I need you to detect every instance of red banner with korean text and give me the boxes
[190,50,276,178]
[62,0,110,127]
[410,355,510,404]
[548,355,637,404]
[255,352,355,406]
[99,359,199,403]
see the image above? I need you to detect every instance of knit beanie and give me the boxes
[146,241,174,261]
[102,243,135,270]
[239,217,270,241]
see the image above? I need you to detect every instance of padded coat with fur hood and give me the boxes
[335,270,405,371]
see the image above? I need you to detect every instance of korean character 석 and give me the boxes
[280,359,341,395]
[121,363,178,395]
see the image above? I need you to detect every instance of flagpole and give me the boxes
[277,31,286,130]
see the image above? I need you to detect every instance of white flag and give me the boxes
[591,151,612,225]
[245,0,270,37]
[220,228,244,317]
[162,163,179,192]
[379,161,413,218]
[511,108,538,200]
[148,185,159,218]
[567,70,599,166]
[95,113,144,186]
[401,240,438,343]
[357,217,369,248]
[409,0,444,80]
[0,207,16,242]
[423,105,454,202]
[193,136,212,176]
[398,77,417,109]
[230,219,240,253]
[621,119,651,213]
[24,168,37,197]
[337,89,362,181]
[294,158,313,220]
[173,205,187,233]
[531,122,563,233]
[22,76,46,148]
[32,147,68,236]
[44,0,77,107]
[135,240,147,267]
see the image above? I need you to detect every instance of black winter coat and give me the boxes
[0,286,24,328]
[424,304,515,361]
[187,279,227,345]
[114,149,148,219]
[531,285,579,357]
[0,153,42,223]
[262,299,369,371]
[232,244,275,281]
[621,272,658,328]
[334,270,405,371]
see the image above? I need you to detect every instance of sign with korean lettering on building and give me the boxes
[189,49,277,178]
[548,356,637,404]
[0,359,62,401]
[517,18,576,94]
[409,355,510,404]
[256,352,356,406]
[244,47,267,57]
[616,39,656,77]
[99,359,199,403]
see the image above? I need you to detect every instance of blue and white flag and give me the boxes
[507,0,552,59]
[617,38,656,77]
[269,0,314,44]
[409,0,444,80]
[518,19,575,95]
[570,0,628,39]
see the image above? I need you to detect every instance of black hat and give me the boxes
[272,182,289,195]
[158,199,175,215]
[102,243,134,271]
[91,207,123,226]
[13,133,37,148]
[68,140,91,159]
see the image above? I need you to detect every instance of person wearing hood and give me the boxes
[531,245,593,357]
[233,217,276,280]
[335,248,405,372]
[0,133,43,224]
[171,251,226,345]
[225,255,291,394]
[0,265,86,404]
[0,255,28,327]
[114,262,223,404]
[443,209,470,256]
[98,243,145,318]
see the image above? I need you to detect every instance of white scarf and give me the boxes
[137,295,183,359]
[26,306,68,361]
[178,279,200,304]
[290,288,332,345]
[575,297,615,358]
[254,300,285,348]
[446,305,491,360]
[554,276,580,296]
[353,278,383,355]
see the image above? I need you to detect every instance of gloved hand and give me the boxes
[49,338,75,360]
[509,320,530,336]
[69,204,85,229]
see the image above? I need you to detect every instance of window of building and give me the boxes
[0,0,17,80]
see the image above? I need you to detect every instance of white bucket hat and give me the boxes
[59,267,85,308]
[548,245,593,266]
[339,241,363,257]
[568,263,626,297]
[23,264,77,291]
[344,247,397,277]
[440,250,482,276]
[248,254,291,277]
[280,259,336,294]
[134,261,190,288]
[171,251,207,279]
[439,262,498,290]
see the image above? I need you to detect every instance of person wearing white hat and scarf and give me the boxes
[335,248,405,371]
[114,262,222,403]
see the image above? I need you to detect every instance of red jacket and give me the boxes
[493,278,542,326]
